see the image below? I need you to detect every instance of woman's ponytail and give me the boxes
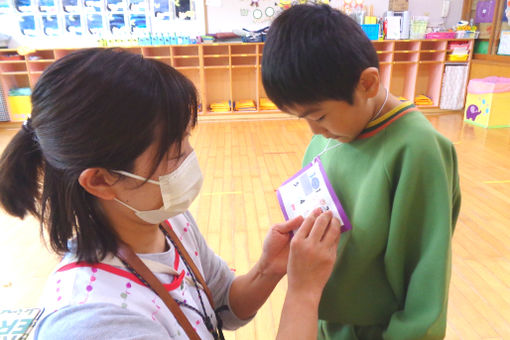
[0,119,42,219]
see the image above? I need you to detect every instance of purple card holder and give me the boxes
[276,156,352,233]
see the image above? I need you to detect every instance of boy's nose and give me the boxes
[307,120,327,136]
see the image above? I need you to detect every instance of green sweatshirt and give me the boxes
[302,103,461,340]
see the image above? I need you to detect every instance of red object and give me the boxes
[425,32,457,39]
[0,55,23,61]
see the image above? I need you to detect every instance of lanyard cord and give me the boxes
[160,225,225,340]
[317,139,343,158]
[117,257,211,326]
[117,231,223,340]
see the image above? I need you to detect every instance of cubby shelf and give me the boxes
[0,39,474,121]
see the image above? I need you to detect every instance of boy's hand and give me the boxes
[287,209,341,298]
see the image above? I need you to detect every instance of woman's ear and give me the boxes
[359,67,381,99]
[78,168,118,200]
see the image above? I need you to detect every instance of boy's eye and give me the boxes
[315,115,326,122]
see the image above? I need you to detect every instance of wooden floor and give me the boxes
[1,113,509,339]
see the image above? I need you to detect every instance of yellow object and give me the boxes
[414,95,434,106]
[234,100,256,111]
[464,92,510,128]
[447,54,468,61]
[7,96,31,122]
[209,101,231,112]
[16,46,36,56]
[364,16,377,24]
[259,98,278,111]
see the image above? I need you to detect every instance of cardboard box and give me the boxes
[389,0,408,11]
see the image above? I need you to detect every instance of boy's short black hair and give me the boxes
[262,4,379,110]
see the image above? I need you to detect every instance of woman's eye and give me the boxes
[316,115,326,122]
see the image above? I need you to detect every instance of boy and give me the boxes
[262,4,461,339]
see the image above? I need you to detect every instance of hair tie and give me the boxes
[22,118,33,133]
[22,118,39,143]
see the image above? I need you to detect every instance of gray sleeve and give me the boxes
[184,211,255,330]
[34,303,169,340]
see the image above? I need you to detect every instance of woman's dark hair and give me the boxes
[262,4,379,110]
[0,48,198,262]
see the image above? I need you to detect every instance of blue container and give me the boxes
[361,24,379,40]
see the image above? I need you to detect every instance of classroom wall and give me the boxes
[205,0,464,33]
[1,0,464,48]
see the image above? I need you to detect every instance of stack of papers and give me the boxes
[209,101,231,112]
[234,99,256,111]
[259,97,278,111]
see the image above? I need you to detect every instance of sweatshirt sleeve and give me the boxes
[382,137,461,339]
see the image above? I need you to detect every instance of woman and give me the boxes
[0,48,340,339]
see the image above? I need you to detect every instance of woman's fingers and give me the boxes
[272,215,304,234]
[293,208,322,240]
[308,210,333,242]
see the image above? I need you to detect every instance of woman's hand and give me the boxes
[276,209,341,340]
[288,208,341,297]
[257,215,305,279]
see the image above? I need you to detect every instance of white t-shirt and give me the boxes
[34,212,251,339]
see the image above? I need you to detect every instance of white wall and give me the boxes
[1,0,464,48]
[205,0,464,33]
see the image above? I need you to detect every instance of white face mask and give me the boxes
[113,150,203,224]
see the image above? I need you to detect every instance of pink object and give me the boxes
[467,77,510,94]
[425,32,456,39]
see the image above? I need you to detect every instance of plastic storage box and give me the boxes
[464,77,510,128]
[7,88,32,122]
[361,24,380,40]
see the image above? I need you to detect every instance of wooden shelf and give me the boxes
[1,72,29,75]
[420,50,447,53]
[27,59,55,63]
[204,66,230,69]
[175,66,200,70]
[144,56,171,60]
[0,39,474,121]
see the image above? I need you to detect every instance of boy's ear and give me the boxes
[78,168,119,200]
[358,67,380,99]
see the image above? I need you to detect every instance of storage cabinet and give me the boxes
[0,39,474,121]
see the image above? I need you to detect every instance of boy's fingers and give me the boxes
[309,210,333,242]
